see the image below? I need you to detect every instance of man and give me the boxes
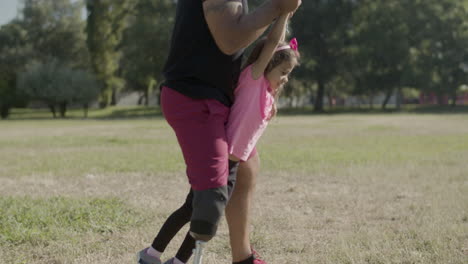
[138,1,301,264]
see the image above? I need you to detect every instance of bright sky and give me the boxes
[0,0,86,26]
[0,0,19,25]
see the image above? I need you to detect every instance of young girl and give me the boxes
[227,35,299,163]
[138,13,300,264]
[223,14,300,264]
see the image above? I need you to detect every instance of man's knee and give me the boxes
[190,186,228,241]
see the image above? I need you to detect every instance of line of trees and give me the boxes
[0,0,467,119]
[290,0,468,111]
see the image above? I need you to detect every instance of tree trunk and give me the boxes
[369,94,374,109]
[59,102,67,118]
[314,77,325,112]
[144,89,149,106]
[381,88,393,110]
[83,103,89,118]
[49,105,56,118]
[111,87,117,106]
[327,91,333,109]
[99,92,108,108]
[450,92,457,107]
[0,105,10,119]
[396,86,402,110]
[137,93,144,105]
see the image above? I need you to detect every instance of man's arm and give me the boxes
[203,0,300,55]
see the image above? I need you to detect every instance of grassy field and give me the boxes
[0,108,467,264]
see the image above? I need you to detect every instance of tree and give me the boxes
[17,60,100,118]
[20,0,89,68]
[70,70,101,117]
[348,0,411,110]
[120,0,175,106]
[86,0,137,107]
[0,21,31,119]
[405,0,468,106]
[292,0,355,112]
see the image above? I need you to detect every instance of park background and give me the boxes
[0,0,467,264]
[0,0,467,117]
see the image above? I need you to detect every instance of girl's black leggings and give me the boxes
[151,160,239,262]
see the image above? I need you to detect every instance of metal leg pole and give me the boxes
[192,240,207,264]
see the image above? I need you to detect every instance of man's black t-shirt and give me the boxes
[161,0,248,107]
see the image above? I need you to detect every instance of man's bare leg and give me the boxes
[225,152,260,262]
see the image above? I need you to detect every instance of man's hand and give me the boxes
[203,0,279,55]
[202,0,301,55]
[275,0,301,14]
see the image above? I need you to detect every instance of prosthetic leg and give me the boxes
[192,240,206,264]
[190,160,239,264]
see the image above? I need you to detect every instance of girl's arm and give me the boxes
[251,13,290,79]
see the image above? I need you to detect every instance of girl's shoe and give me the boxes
[137,248,162,264]
[251,248,268,264]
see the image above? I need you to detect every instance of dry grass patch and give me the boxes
[0,114,467,263]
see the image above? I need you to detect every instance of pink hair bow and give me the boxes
[289,38,298,51]
[275,38,299,52]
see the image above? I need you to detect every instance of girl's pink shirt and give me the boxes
[226,65,275,161]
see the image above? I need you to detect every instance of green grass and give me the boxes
[0,107,467,263]
[0,197,147,246]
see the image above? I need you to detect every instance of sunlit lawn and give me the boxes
[0,108,467,264]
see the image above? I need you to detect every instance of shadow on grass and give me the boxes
[4,105,468,121]
[3,108,59,120]
[405,105,468,114]
[5,106,164,121]
[95,107,163,119]
[278,105,468,116]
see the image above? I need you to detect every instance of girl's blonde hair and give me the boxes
[244,37,300,119]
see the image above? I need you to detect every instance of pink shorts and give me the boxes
[161,87,230,191]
